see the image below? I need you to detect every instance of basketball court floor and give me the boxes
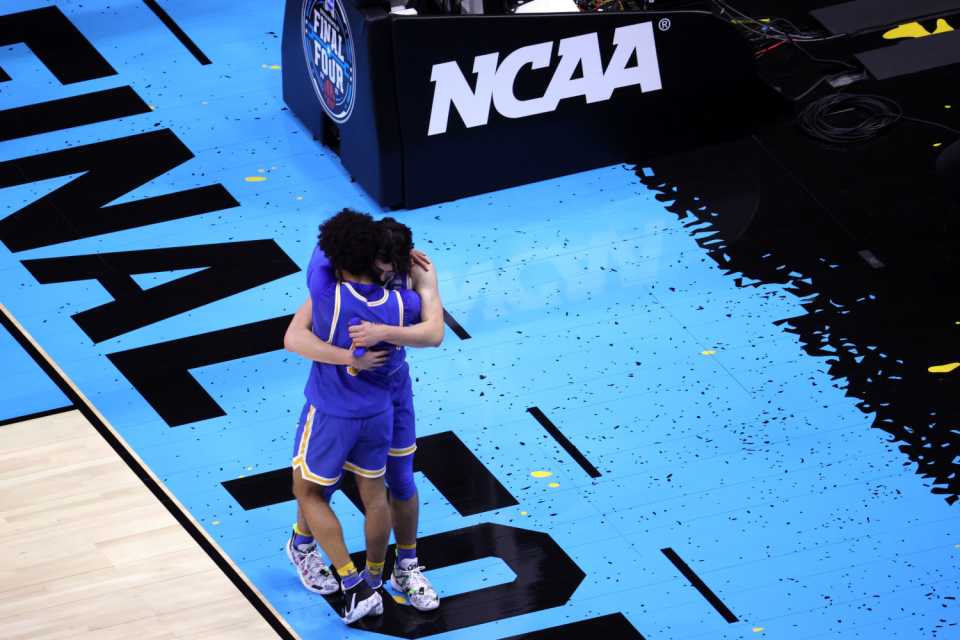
[2,1,959,638]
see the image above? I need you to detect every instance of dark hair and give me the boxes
[378,217,413,275]
[317,209,380,280]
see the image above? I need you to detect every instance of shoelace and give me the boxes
[303,551,332,579]
[402,564,432,592]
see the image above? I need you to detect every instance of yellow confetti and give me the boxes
[149,106,155,110]
[521,511,527,515]
[212,521,220,525]
[549,483,560,488]
[753,629,764,633]
[884,22,931,39]
[258,169,265,172]
[392,595,407,604]
[202,101,208,104]
[272,167,276,169]
[935,143,942,147]
[885,18,953,39]
[239,475,245,478]
[702,350,716,355]
[245,176,267,182]
[955,544,959,547]
[934,18,955,33]
[531,471,552,478]
[929,363,960,373]
[947,105,953,108]
[262,64,268,67]
[296,197,303,200]
[269,65,281,69]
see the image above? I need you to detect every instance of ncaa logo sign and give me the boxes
[302,0,356,123]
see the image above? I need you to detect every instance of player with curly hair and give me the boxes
[284,209,423,624]
[284,212,445,612]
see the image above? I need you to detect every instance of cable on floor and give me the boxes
[798,94,960,143]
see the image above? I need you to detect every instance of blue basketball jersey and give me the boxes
[385,271,412,292]
[303,246,421,418]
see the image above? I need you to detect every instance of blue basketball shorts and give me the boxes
[388,363,417,457]
[386,363,417,501]
[292,402,393,496]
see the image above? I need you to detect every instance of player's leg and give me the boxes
[286,404,338,594]
[285,501,339,595]
[355,473,392,581]
[390,482,419,552]
[385,368,439,611]
[294,407,383,624]
[292,471,351,568]
[344,405,395,593]
[386,365,419,547]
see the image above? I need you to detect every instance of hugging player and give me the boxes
[284,209,445,619]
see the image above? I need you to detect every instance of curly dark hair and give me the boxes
[317,209,380,280]
[378,217,413,275]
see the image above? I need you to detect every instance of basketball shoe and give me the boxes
[285,532,339,595]
[342,577,383,624]
[390,558,439,611]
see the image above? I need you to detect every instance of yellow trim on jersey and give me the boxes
[343,282,389,306]
[294,457,342,485]
[298,406,315,457]
[343,282,367,302]
[396,290,404,327]
[293,407,342,486]
[388,444,417,457]
[326,286,340,344]
[343,461,387,478]
[367,289,389,306]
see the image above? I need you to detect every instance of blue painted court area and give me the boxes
[1,1,958,639]
[0,322,70,423]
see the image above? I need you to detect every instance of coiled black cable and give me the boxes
[798,94,960,143]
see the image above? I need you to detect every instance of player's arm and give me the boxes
[349,265,444,349]
[284,297,388,369]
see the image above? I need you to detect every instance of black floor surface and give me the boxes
[636,0,960,502]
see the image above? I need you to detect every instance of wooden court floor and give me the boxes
[0,407,281,640]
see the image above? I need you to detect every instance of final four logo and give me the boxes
[302,0,356,123]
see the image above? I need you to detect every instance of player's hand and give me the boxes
[349,320,387,348]
[351,349,389,370]
[410,249,432,271]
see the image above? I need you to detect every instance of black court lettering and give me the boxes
[347,523,585,637]
[107,315,292,427]
[0,129,240,253]
[22,241,300,344]
[0,7,117,85]
[223,431,517,515]
[0,87,151,142]
[339,430,518,515]
[661,547,738,623]
[501,613,646,639]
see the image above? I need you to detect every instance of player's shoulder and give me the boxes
[409,263,437,290]
[307,271,337,300]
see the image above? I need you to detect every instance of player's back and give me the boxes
[306,280,419,418]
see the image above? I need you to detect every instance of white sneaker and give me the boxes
[285,533,339,595]
[390,557,439,611]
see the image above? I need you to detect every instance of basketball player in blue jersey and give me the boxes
[285,217,445,612]
[285,209,422,625]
